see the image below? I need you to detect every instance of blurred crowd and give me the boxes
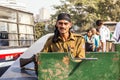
[84,20,120,52]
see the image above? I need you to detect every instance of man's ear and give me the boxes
[69,22,72,28]
[55,22,58,28]
[55,21,58,27]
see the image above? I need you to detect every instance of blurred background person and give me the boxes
[91,28,100,52]
[112,22,120,42]
[84,29,94,52]
[96,20,110,52]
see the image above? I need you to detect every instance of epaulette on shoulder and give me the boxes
[73,33,84,38]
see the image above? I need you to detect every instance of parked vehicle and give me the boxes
[0,6,34,76]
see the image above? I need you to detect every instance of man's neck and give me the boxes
[60,32,70,41]
[98,25,102,29]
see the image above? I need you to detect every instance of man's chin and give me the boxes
[59,31,66,34]
[60,32,67,34]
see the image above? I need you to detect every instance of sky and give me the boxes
[17,0,61,15]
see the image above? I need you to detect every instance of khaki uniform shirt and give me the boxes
[41,32,85,58]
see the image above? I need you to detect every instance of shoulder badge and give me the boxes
[74,33,84,38]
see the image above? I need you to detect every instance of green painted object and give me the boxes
[37,52,120,80]
[114,43,120,52]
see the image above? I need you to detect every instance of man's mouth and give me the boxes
[60,27,66,30]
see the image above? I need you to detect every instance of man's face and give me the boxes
[56,20,72,34]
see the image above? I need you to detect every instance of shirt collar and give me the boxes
[57,32,75,41]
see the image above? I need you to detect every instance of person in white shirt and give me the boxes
[112,22,120,42]
[96,20,110,52]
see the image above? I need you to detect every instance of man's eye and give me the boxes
[64,23,68,25]
[58,22,69,25]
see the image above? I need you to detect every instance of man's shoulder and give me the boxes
[117,22,120,25]
[116,22,120,28]
[103,25,109,29]
[72,33,84,39]
[101,25,110,31]
[47,35,54,41]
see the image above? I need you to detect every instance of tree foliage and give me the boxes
[35,22,54,39]
[97,0,120,21]
[35,22,46,39]
[52,0,120,31]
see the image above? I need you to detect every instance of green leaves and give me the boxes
[35,22,45,39]
[52,0,120,31]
